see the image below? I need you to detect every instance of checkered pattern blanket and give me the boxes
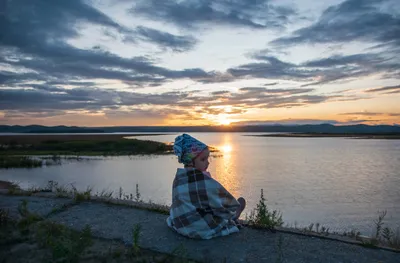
[167,168,240,239]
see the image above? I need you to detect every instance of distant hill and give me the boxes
[1,124,400,134]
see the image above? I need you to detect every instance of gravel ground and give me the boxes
[1,195,399,263]
[0,195,73,218]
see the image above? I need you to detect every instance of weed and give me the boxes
[35,221,93,262]
[54,183,70,197]
[96,189,114,199]
[343,229,361,239]
[369,210,400,249]
[276,235,284,263]
[132,224,142,256]
[135,183,141,202]
[246,189,283,229]
[374,210,387,239]
[0,156,42,168]
[6,181,21,195]
[17,200,42,233]
[389,228,400,249]
[0,209,10,226]
[119,187,123,199]
[72,185,92,202]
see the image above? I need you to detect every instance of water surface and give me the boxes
[1,132,399,234]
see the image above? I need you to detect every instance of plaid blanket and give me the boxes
[167,168,240,239]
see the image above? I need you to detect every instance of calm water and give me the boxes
[1,132,399,234]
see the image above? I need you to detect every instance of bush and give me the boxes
[247,189,283,229]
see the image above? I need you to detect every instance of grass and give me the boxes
[16,200,43,234]
[0,137,174,168]
[132,224,142,256]
[0,156,43,168]
[35,221,93,262]
[246,189,283,230]
[0,199,192,262]
[0,208,10,226]
[363,210,400,249]
[0,138,173,157]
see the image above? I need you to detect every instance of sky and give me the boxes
[0,0,399,126]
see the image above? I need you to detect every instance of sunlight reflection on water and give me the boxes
[1,132,399,234]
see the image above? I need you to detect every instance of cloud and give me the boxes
[127,26,198,52]
[130,0,296,30]
[239,87,314,94]
[263,82,278,86]
[0,0,210,90]
[211,90,231,96]
[339,111,400,117]
[232,119,344,126]
[0,81,362,124]
[270,0,400,49]
[226,52,399,86]
[338,112,382,116]
[365,84,400,93]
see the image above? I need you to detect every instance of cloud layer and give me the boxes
[1,0,399,125]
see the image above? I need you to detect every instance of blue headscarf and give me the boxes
[173,134,208,165]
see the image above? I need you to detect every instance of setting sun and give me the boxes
[220,144,232,153]
[219,119,231,126]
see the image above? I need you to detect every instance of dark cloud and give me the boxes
[239,87,314,94]
[211,90,231,96]
[263,82,278,86]
[227,52,399,86]
[339,112,400,117]
[130,0,296,30]
[338,112,382,116]
[0,86,197,112]
[0,81,361,121]
[365,84,400,93]
[0,0,209,90]
[131,26,197,52]
[271,0,400,49]
[233,119,342,125]
[227,56,314,81]
[233,118,384,126]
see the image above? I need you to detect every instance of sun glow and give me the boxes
[221,144,232,153]
[219,118,232,125]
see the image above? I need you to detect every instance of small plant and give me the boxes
[54,183,70,197]
[247,189,283,229]
[374,210,387,239]
[135,183,141,202]
[35,221,93,262]
[0,209,10,226]
[6,181,21,195]
[119,187,123,199]
[17,200,42,233]
[276,235,284,263]
[72,185,92,202]
[343,229,361,239]
[96,189,113,199]
[132,224,142,255]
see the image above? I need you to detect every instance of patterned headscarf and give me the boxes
[173,134,208,165]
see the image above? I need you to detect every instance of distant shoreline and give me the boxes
[0,134,168,144]
[247,133,400,139]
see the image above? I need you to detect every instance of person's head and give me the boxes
[173,134,209,171]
